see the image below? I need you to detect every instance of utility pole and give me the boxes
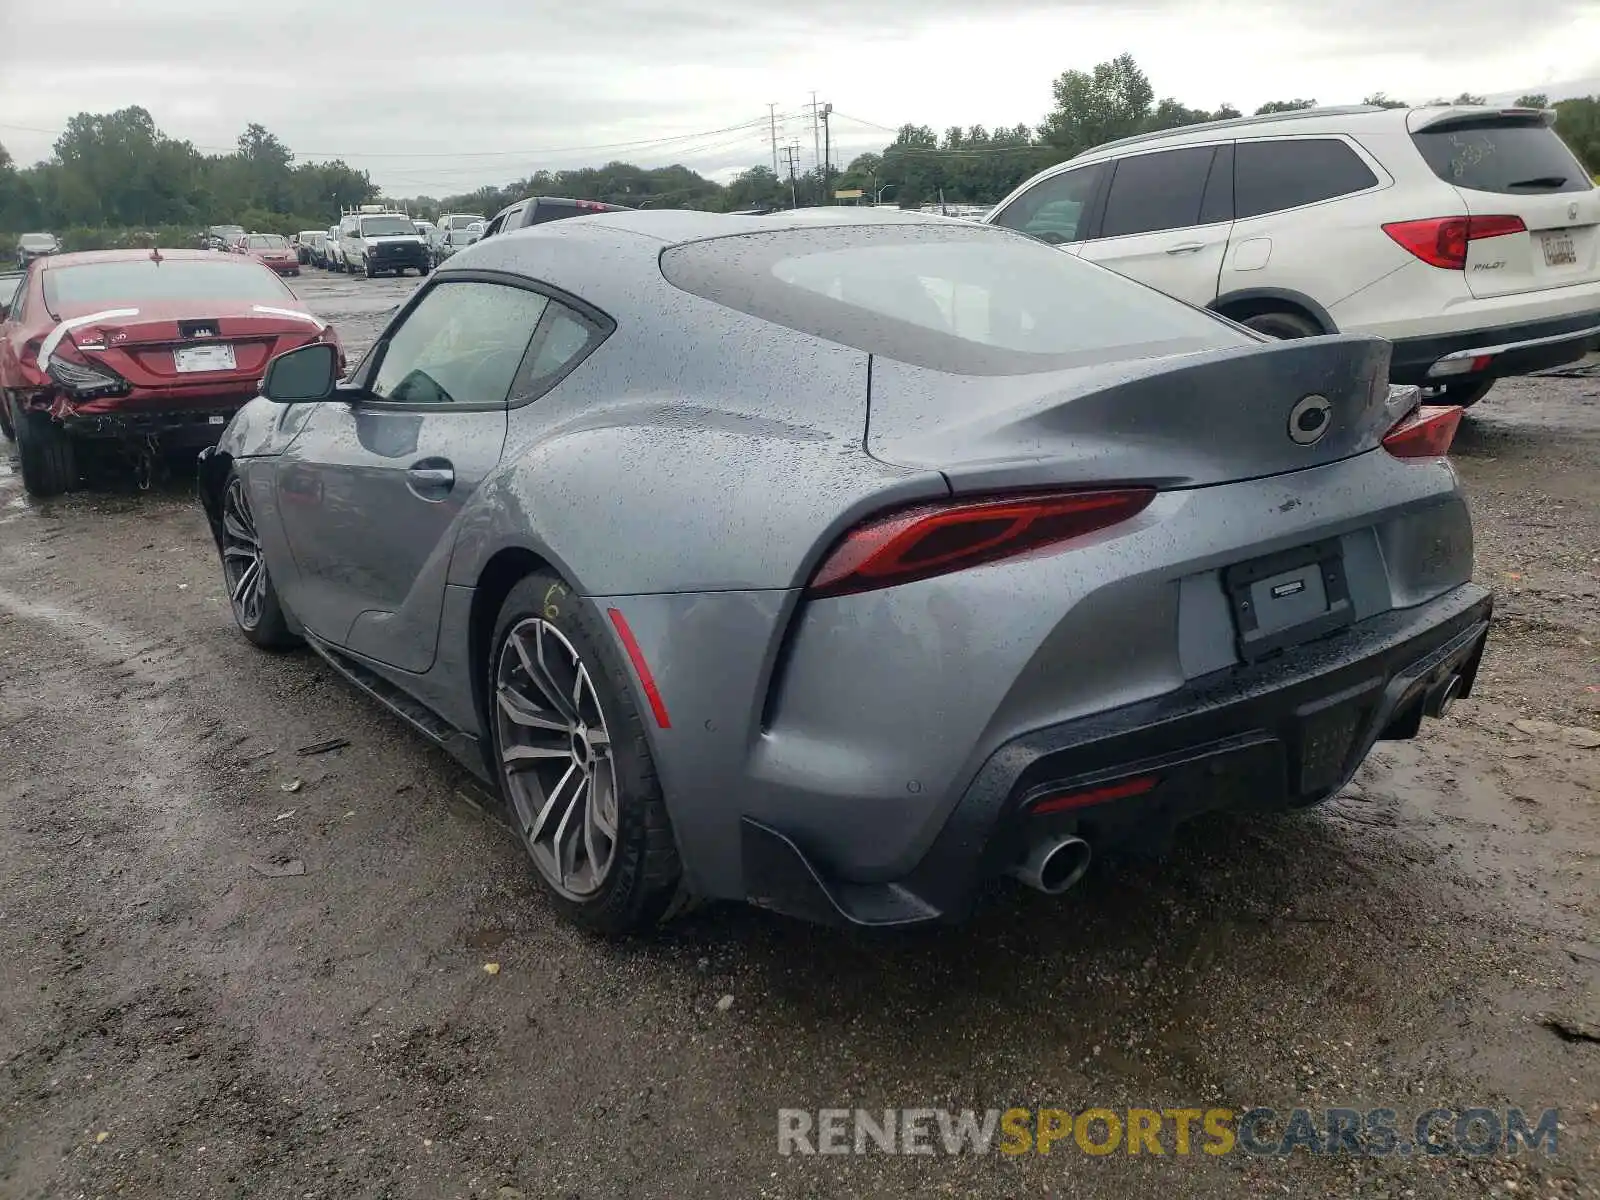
[780,143,800,209]
[820,102,833,198]
[809,91,822,180]
[768,103,778,175]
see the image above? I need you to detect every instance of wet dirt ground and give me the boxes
[0,270,1596,1200]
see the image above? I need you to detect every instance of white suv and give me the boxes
[985,104,1600,405]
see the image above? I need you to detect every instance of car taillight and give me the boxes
[1383,405,1463,459]
[805,488,1157,599]
[45,350,129,398]
[1382,215,1526,270]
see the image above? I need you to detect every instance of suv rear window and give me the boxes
[1411,118,1590,195]
[660,224,1243,376]
[1235,138,1380,219]
[44,260,294,310]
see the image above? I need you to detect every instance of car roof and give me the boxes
[1066,101,1552,163]
[36,248,240,270]
[529,206,964,244]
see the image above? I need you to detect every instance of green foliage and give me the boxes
[1257,99,1318,115]
[5,60,1599,246]
[0,106,378,240]
[1552,96,1600,178]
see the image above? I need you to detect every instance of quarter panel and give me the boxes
[446,280,945,595]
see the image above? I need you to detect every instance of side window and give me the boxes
[1098,146,1217,238]
[500,204,527,231]
[370,282,550,406]
[512,300,609,402]
[480,213,506,239]
[1235,138,1380,219]
[340,218,357,237]
[990,163,1106,245]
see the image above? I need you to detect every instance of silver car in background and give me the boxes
[198,209,1491,936]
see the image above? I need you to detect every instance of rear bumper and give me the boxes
[1388,309,1600,385]
[742,582,1493,927]
[57,402,249,444]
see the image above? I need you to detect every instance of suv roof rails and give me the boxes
[1077,104,1392,159]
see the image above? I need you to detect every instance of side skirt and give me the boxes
[301,629,494,785]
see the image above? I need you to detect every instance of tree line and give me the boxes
[3,54,1597,245]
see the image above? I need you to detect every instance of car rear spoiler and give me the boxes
[1408,105,1557,133]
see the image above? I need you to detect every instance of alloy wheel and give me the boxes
[494,618,618,899]
[221,476,268,630]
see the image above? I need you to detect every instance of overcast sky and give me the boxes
[2,0,1597,196]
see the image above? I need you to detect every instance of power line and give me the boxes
[0,113,805,163]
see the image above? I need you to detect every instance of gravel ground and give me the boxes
[0,269,1596,1200]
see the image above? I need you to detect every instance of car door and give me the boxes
[272,275,554,673]
[1073,143,1234,307]
[987,162,1110,253]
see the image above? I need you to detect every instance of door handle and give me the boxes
[1165,241,1206,255]
[406,462,454,497]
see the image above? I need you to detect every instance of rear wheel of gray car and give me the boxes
[221,471,298,649]
[15,406,77,497]
[489,573,685,936]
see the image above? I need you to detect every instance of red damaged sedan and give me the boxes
[238,232,301,276]
[0,248,343,496]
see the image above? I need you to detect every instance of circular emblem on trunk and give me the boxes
[1569,201,1581,222]
[1288,394,1333,446]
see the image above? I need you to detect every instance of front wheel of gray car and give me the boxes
[488,573,685,936]
[220,472,298,649]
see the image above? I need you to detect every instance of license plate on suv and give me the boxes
[174,344,236,373]
[1542,231,1577,268]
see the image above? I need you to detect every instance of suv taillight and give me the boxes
[1382,215,1526,270]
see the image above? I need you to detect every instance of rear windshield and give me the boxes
[20,234,56,249]
[1411,119,1590,194]
[660,224,1243,375]
[528,199,622,225]
[360,216,415,236]
[447,215,483,230]
[247,234,287,249]
[43,259,295,311]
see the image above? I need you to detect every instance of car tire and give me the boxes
[219,471,298,650]
[1434,378,1495,409]
[419,263,431,276]
[488,572,686,936]
[1239,310,1323,340]
[15,405,77,497]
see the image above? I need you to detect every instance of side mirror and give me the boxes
[262,342,339,404]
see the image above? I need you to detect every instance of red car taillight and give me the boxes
[1383,405,1463,459]
[805,488,1157,599]
[1381,215,1526,270]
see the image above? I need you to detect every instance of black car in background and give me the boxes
[15,232,61,267]
[476,196,632,242]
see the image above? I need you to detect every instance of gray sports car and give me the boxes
[197,209,1492,935]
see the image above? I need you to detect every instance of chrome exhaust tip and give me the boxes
[1424,673,1463,719]
[1007,836,1092,896]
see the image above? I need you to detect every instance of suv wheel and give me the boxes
[488,572,686,936]
[1432,378,1495,409]
[1240,311,1322,340]
[15,405,77,497]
